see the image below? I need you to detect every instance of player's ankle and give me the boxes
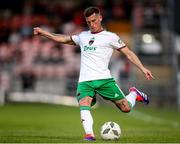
[85,133,95,137]
[84,134,96,141]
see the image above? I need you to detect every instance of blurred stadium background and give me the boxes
[0,0,180,108]
[1,0,180,143]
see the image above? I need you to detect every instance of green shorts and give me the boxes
[76,78,126,106]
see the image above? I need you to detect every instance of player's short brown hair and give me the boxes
[83,7,100,17]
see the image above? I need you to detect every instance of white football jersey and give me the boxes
[71,30,126,82]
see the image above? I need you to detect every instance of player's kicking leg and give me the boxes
[129,87,149,104]
[114,86,149,113]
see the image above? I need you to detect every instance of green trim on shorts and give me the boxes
[76,78,126,106]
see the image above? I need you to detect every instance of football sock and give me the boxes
[126,91,137,108]
[80,110,94,136]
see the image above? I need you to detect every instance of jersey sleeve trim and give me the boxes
[116,45,127,50]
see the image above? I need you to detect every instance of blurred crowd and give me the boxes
[0,0,133,73]
[0,0,166,93]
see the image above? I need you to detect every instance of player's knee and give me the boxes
[79,96,92,106]
[114,99,131,113]
[116,104,131,113]
[121,107,131,113]
[79,99,89,106]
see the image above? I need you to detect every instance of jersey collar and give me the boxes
[91,29,104,34]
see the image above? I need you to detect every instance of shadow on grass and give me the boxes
[0,135,122,143]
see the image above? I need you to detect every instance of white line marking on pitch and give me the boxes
[128,110,180,128]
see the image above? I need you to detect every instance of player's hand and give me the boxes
[142,67,155,80]
[33,27,43,35]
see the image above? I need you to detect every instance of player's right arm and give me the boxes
[33,27,75,45]
[118,46,155,80]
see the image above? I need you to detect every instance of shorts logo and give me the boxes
[114,93,119,98]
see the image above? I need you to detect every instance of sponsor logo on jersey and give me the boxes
[83,37,96,51]
[83,45,96,51]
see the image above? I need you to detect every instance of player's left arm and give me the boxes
[118,46,155,80]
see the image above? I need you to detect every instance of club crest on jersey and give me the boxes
[89,37,95,45]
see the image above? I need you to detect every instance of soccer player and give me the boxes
[33,7,154,141]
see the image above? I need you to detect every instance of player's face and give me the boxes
[85,13,103,33]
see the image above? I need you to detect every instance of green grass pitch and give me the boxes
[0,102,180,143]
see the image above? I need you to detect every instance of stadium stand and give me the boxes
[0,0,178,107]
